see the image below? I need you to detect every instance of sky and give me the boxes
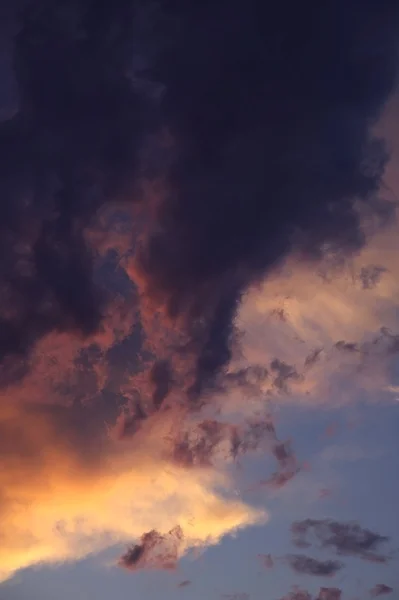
[0,1,399,600]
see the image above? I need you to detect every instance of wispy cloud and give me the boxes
[285,554,343,577]
[291,519,391,563]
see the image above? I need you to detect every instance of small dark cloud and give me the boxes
[242,421,300,491]
[316,588,342,600]
[280,587,342,600]
[280,590,312,600]
[270,359,300,392]
[171,419,228,467]
[359,265,387,290]
[334,341,359,353]
[271,308,287,322]
[304,348,323,368]
[178,580,192,588]
[370,585,393,597]
[285,554,343,577]
[149,359,173,409]
[267,438,300,489]
[232,416,276,456]
[291,519,390,563]
[224,365,269,393]
[119,526,183,571]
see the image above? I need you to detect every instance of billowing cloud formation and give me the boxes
[131,0,399,396]
[228,210,399,411]
[291,519,391,563]
[0,0,398,385]
[0,0,151,361]
[0,0,399,586]
[285,555,343,577]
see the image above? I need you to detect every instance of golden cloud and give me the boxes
[0,400,265,582]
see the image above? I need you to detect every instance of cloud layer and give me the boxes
[0,0,398,585]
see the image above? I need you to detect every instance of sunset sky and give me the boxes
[0,2,399,600]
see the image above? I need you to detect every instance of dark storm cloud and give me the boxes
[134,0,399,394]
[285,554,343,577]
[291,519,390,562]
[0,0,398,398]
[0,0,150,362]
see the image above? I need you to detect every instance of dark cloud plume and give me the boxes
[0,0,398,397]
[119,526,183,571]
[134,0,399,394]
[285,554,343,577]
[370,585,394,597]
[0,0,152,363]
[291,519,390,562]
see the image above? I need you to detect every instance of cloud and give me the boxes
[119,526,183,571]
[370,585,394,597]
[281,587,342,600]
[130,0,399,398]
[280,590,312,600]
[0,0,399,585]
[285,554,343,577]
[316,588,342,600]
[0,401,265,582]
[0,0,154,361]
[291,519,391,563]
[280,588,343,600]
[228,211,399,410]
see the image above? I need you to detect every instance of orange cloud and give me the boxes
[0,400,265,582]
